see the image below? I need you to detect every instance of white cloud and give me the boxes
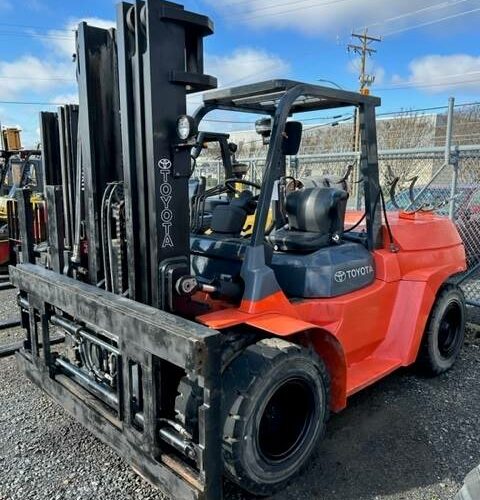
[47,17,115,59]
[0,56,74,100]
[187,47,290,114]
[186,48,289,131]
[51,93,78,105]
[0,17,112,148]
[393,54,480,93]
[205,0,474,36]
[206,48,290,87]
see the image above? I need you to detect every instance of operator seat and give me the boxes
[268,187,375,298]
[268,187,348,252]
[210,190,255,238]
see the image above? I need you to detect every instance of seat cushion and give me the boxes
[268,227,331,253]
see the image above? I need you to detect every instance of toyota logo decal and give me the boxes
[334,271,347,283]
[158,158,172,170]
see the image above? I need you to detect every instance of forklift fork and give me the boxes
[10,263,223,500]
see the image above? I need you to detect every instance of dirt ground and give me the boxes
[0,286,479,500]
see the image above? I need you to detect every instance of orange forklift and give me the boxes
[8,1,466,499]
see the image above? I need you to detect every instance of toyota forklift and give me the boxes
[8,1,466,499]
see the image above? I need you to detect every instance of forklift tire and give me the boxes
[221,338,329,496]
[417,285,466,376]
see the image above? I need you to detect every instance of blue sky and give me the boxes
[0,0,479,146]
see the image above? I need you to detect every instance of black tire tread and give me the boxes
[417,284,466,376]
[221,337,330,495]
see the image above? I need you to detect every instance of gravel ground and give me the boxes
[0,286,479,500]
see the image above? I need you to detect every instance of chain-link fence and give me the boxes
[196,98,480,306]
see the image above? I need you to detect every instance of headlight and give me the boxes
[176,115,196,141]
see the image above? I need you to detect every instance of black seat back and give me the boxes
[301,175,350,193]
[268,187,348,252]
[210,190,254,236]
[286,187,347,234]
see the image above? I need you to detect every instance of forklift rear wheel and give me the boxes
[417,285,466,375]
[221,338,329,496]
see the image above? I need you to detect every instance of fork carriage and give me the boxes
[11,263,223,500]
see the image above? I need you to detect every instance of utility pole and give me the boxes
[348,29,381,151]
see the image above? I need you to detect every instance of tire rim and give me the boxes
[438,302,462,358]
[257,377,316,464]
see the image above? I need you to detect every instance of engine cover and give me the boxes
[271,241,375,298]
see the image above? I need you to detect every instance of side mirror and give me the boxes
[282,121,302,156]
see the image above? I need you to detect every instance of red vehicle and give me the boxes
[9,3,467,499]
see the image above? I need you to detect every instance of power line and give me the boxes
[0,0,352,31]
[2,98,479,114]
[0,76,75,82]
[214,0,259,5]
[236,115,355,148]
[237,0,364,21]
[377,77,480,91]
[0,100,67,106]
[0,22,74,32]
[235,0,353,20]
[363,0,474,30]
[202,113,350,124]
[1,0,476,41]
[383,6,480,36]
[1,96,479,129]
[220,0,351,11]
[376,70,480,91]
[0,31,73,40]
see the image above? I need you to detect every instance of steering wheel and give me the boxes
[224,178,261,194]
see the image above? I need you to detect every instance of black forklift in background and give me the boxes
[7,1,467,499]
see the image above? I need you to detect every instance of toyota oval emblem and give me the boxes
[334,271,347,283]
[158,158,172,170]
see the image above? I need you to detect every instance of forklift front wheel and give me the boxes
[417,285,466,376]
[222,338,330,496]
